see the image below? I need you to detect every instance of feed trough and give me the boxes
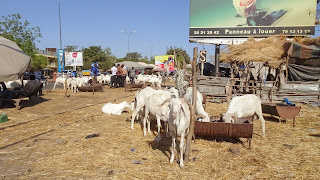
[195,116,253,149]
[78,84,104,92]
[124,83,147,91]
[262,103,301,127]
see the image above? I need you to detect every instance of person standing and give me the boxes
[121,64,128,87]
[129,67,136,83]
[122,63,127,71]
[91,64,99,83]
[116,64,123,88]
[110,64,117,88]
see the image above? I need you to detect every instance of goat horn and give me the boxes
[179,98,191,107]
[157,99,171,107]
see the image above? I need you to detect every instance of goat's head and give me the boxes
[222,113,235,123]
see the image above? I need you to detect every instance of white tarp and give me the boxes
[0,36,30,81]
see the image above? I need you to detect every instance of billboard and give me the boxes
[190,0,317,38]
[155,55,175,72]
[57,49,64,73]
[65,52,83,66]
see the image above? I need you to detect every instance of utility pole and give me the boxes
[59,1,62,49]
[121,30,136,55]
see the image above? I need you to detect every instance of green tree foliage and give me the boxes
[0,13,41,57]
[82,46,115,71]
[149,57,155,64]
[166,47,191,68]
[125,52,142,62]
[30,55,48,71]
[64,45,79,52]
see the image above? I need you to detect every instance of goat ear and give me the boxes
[157,99,171,107]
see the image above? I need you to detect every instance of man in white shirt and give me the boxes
[110,64,117,88]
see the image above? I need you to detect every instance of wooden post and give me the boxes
[177,61,180,70]
[184,47,197,162]
[64,78,68,97]
[92,76,95,95]
[183,59,186,71]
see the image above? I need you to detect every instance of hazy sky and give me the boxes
[1,0,319,60]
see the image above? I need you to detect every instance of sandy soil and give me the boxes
[0,86,319,179]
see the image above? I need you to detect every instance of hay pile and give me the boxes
[221,36,288,68]
[293,37,320,47]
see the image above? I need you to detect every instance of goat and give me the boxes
[143,90,172,140]
[158,98,191,168]
[184,87,210,122]
[70,78,78,93]
[131,87,157,130]
[53,77,66,89]
[222,94,266,137]
[102,101,132,115]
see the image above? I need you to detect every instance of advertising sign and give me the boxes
[190,0,317,38]
[65,52,83,66]
[57,49,64,73]
[155,55,174,72]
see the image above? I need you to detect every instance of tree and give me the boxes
[0,13,41,57]
[64,45,79,52]
[30,55,48,71]
[125,52,142,62]
[166,47,191,68]
[149,57,155,64]
[81,46,115,71]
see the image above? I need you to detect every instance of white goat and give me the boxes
[184,87,210,122]
[158,98,191,168]
[53,77,66,89]
[131,87,157,130]
[222,94,266,137]
[4,80,28,90]
[70,78,78,93]
[102,101,132,115]
[143,90,172,140]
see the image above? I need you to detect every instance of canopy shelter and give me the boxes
[120,61,149,70]
[284,42,320,81]
[0,36,30,82]
[152,66,165,72]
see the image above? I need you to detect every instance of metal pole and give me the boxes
[127,37,129,54]
[59,1,62,49]
[215,44,220,77]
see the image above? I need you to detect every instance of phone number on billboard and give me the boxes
[190,26,315,37]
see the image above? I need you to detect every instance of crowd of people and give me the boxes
[109,63,136,88]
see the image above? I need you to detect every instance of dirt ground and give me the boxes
[0,86,319,179]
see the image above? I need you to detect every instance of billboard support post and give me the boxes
[201,62,204,75]
[215,44,220,77]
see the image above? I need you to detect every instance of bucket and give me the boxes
[0,112,8,123]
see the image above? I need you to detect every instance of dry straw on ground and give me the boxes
[0,87,320,179]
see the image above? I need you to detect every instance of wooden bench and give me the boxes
[0,97,29,110]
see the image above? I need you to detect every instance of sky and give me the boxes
[0,0,209,60]
[0,0,319,61]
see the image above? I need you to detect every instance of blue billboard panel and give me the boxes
[57,49,64,73]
